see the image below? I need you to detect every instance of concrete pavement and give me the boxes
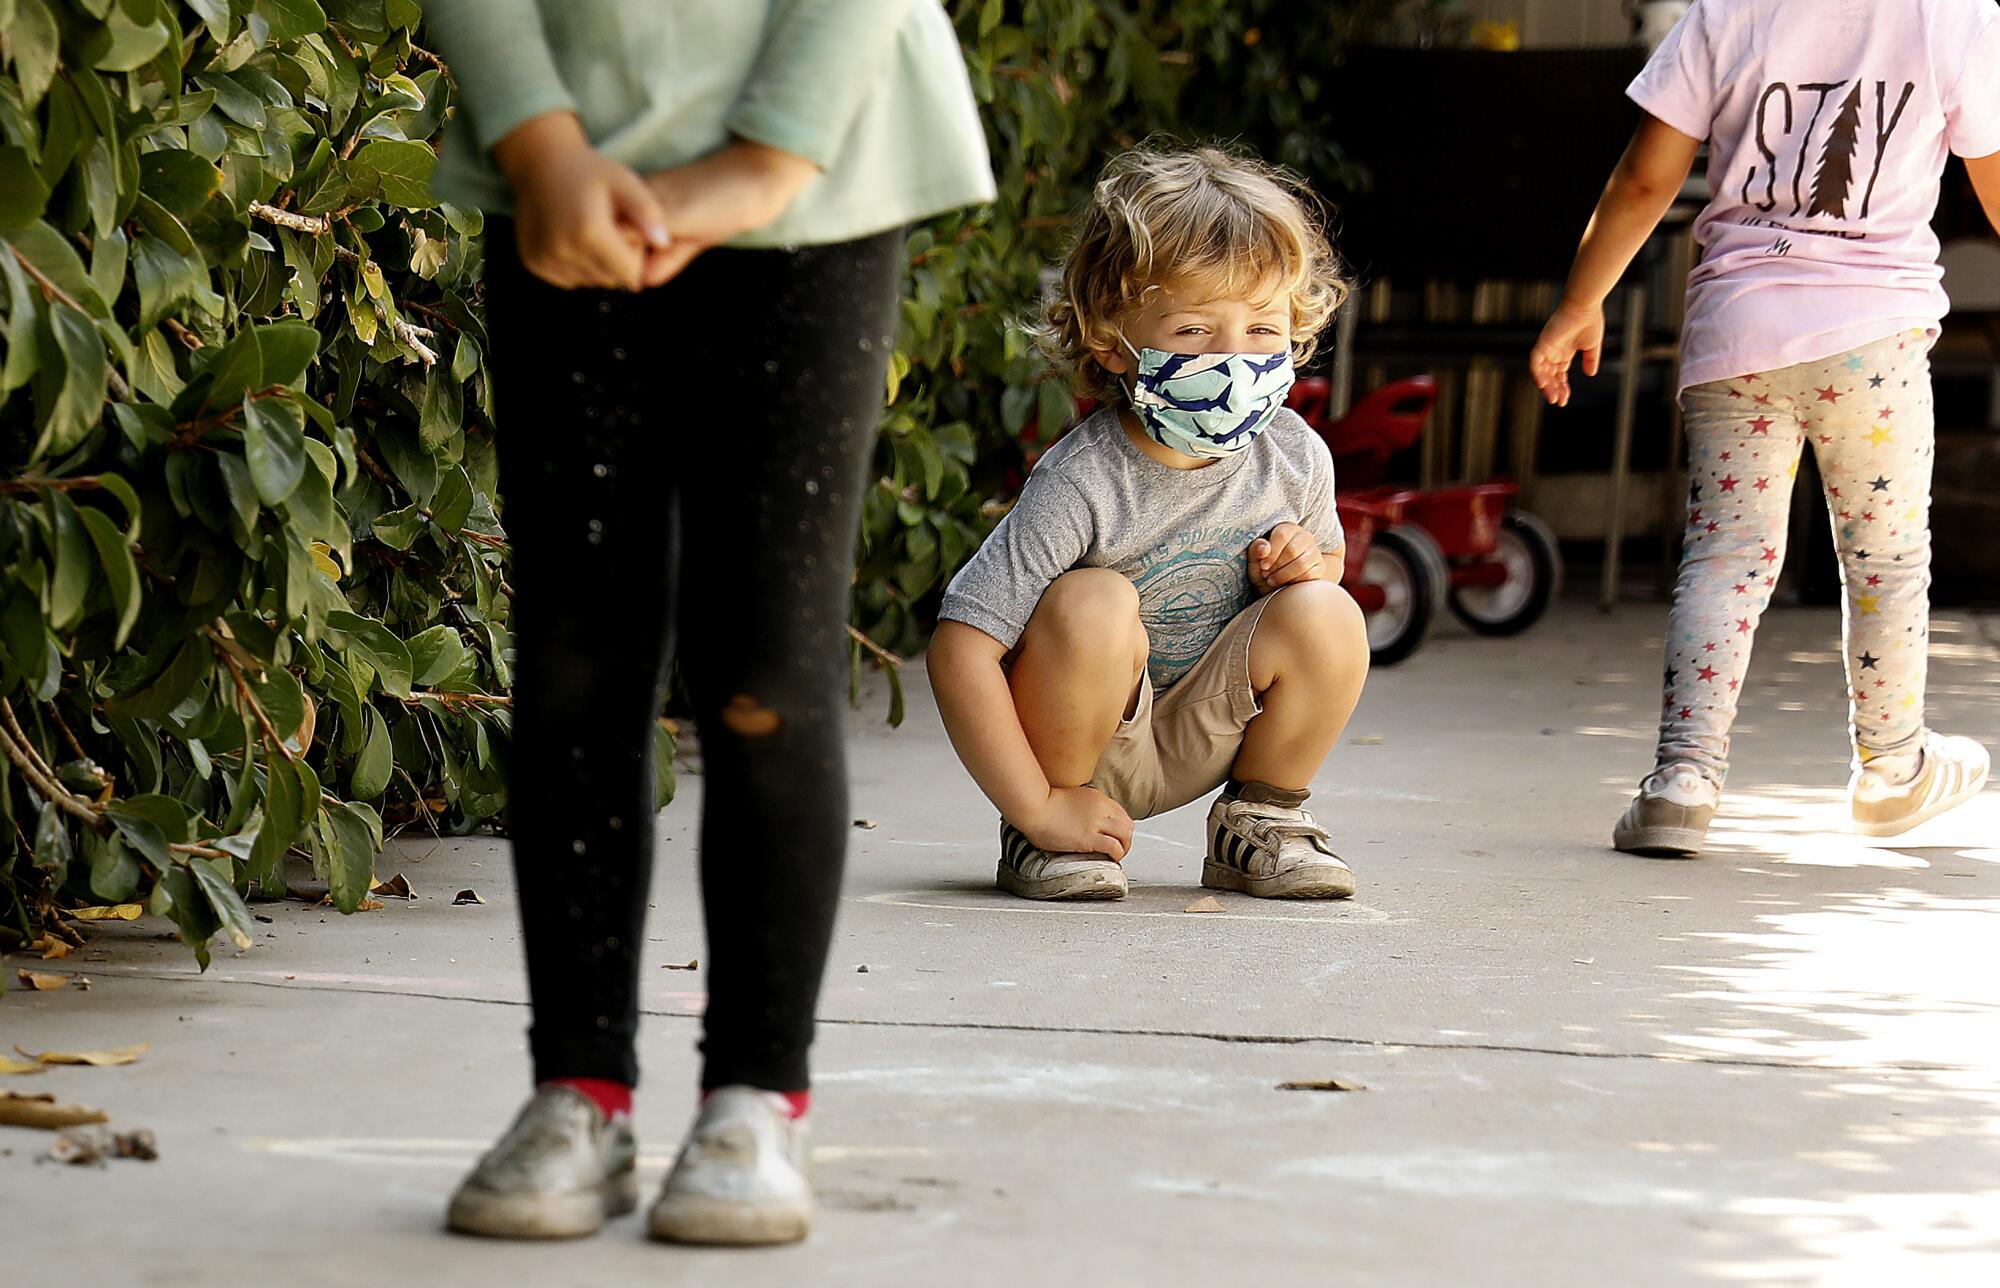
[6,600,1999,1286]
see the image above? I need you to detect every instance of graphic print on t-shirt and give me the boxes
[1740,78,1916,236]
[1131,524,1261,688]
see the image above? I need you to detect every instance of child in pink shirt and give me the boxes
[1532,0,2000,855]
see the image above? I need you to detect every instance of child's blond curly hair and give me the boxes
[1032,145,1349,403]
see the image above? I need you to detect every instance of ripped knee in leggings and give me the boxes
[721,694,783,738]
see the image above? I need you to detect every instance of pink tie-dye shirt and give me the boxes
[1630,0,2000,390]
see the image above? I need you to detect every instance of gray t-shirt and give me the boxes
[938,407,1344,690]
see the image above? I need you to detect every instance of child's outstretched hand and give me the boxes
[1249,523,1330,594]
[1530,301,1606,407]
[492,112,671,292]
[1019,786,1133,861]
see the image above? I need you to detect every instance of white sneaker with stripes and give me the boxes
[996,819,1127,900]
[1204,784,1355,899]
[1851,732,1989,837]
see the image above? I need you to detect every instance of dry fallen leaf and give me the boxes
[0,1090,109,1129]
[1351,735,1386,745]
[15,970,69,991]
[1183,896,1226,914]
[64,904,143,922]
[370,873,415,899]
[452,889,484,906]
[662,959,698,971]
[356,897,386,912]
[852,819,877,830]
[37,938,72,961]
[1276,1079,1368,1093]
[16,1042,148,1068]
[0,1054,47,1076]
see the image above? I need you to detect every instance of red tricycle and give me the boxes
[1288,376,1563,664]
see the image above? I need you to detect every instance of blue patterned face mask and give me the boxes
[1123,339,1297,460]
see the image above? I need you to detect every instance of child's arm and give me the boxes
[1966,150,2000,237]
[1531,115,1702,407]
[927,622,1134,860]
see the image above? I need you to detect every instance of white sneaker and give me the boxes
[1204,784,1355,899]
[1851,733,1990,837]
[1612,764,1720,857]
[647,1087,812,1246]
[996,819,1127,900]
[446,1086,637,1239]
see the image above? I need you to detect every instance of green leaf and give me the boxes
[417,364,462,453]
[195,71,267,129]
[76,503,140,647]
[0,250,42,394]
[326,610,412,699]
[369,504,424,550]
[3,222,110,317]
[405,624,465,686]
[189,855,254,950]
[247,753,303,886]
[323,800,377,913]
[87,833,142,903]
[249,665,307,752]
[131,233,211,330]
[106,635,207,719]
[159,865,218,968]
[429,464,471,536]
[106,807,174,874]
[204,318,321,407]
[651,718,677,812]
[138,149,225,222]
[349,705,390,798]
[43,490,92,631]
[255,0,327,41]
[0,145,51,231]
[240,396,309,505]
[349,139,436,207]
[96,10,170,71]
[40,302,109,458]
[32,801,71,878]
[8,0,60,107]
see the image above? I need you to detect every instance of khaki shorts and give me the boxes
[1090,596,1271,820]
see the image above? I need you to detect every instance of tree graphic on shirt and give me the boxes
[1808,82,1863,219]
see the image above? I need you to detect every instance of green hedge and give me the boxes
[0,0,1385,962]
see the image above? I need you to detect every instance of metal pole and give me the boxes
[1329,297,1358,420]
[1600,282,1648,611]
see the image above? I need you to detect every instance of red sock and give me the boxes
[702,1088,811,1119]
[544,1077,632,1122]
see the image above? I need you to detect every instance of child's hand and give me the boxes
[1249,523,1328,594]
[492,112,671,292]
[1530,302,1606,408]
[638,140,820,287]
[1018,786,1133,861]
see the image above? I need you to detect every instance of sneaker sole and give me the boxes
[995,861,1127,901]
[446,1170,638,1239]
[647,1194,812,1246]
[1201,860,1355,899]
[1852,768,1991,837]
[1611,824,1706,858]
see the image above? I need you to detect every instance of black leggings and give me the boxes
[485,222,902,1091]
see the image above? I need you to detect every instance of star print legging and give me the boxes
[1657,330,1934,784]
[484,222,904,1091]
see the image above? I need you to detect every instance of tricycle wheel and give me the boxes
[1358,526,1439,665]
[1448,510,1562,636]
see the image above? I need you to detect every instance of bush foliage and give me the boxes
[0,0,1391,960]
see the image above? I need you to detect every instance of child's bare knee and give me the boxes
[1029,569,1141,652]
[1255,582,1369,677]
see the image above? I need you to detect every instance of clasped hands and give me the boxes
[494,112,819,293]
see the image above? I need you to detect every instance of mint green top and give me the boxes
[419,0,995,247]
